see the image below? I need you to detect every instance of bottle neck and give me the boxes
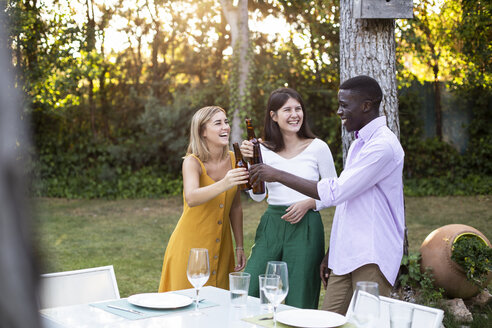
[232,146,242,162]
[246,119,257,142]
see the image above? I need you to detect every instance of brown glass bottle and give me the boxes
[244,118,265,194]
[245,118,258,144]
[232,143,251,191]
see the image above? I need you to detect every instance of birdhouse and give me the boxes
[353,0,414,19]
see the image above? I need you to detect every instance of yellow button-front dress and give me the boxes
[158,152,237,292]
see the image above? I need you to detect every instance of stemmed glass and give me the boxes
[264,261,289,327]
[348,281,380,328]
[187,248,210,315]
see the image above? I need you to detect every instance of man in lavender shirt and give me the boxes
[249,75,405,315]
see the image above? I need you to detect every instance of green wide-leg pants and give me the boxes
[244,205,325,309]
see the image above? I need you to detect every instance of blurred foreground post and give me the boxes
[0,7,42,328]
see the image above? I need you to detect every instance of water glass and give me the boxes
[229,272,250,307]
[349,281,380,328]
[258,274,273,309]
[390,302,414,328]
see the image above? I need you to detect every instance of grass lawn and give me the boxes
[34,194,491,319]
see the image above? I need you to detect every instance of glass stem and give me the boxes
[273,305,277,327]
[195,288,200,311]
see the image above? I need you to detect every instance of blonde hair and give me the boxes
[186,106,229,162]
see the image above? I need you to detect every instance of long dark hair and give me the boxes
[262,88,316,152]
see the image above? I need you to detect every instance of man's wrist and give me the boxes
[273,168,283,183]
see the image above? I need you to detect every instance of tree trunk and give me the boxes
[339,0,400,165]
[220,0,250,145]
[146,1,165,101]
[24,0,39,79]
[86,0,97,138]
[89,79,97,138]
[433,67,442,140]
[99,43,110,139]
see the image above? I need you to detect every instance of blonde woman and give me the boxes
[159,106,249,292]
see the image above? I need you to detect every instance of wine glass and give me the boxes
[187,248,210,315]
[348,281,380,328]
[264,261,289,327]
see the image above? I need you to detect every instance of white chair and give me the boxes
[39,265,120,309]
[346,293,444,328]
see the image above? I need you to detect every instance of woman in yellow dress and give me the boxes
[159,106,249,292]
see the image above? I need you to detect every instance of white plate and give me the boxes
[127,293,193,309]
[276,309,347,328]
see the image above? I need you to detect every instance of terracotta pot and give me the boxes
[419,224,492,299]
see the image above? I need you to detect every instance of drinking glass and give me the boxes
[229,272,250,307]
[187,248,210,315]
[258,274,273,310]
[389,302,414,328]
[349,281,380,328]
[264,261,289,327]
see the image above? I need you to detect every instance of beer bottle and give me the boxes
[232,143,251,191]
[244,118,266,194]
[245,118,258,144]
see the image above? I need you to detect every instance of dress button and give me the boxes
[214,255,218,259]
[218,220,222,225]
[219,204,224,208]
[216,238,220,243]
[212,270,216,275]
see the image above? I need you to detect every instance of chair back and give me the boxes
[346,293,444,328]
[39,265,120,309]
[380,296,444,328]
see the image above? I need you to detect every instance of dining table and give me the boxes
[39,286,298,328]
[42,286,422,328]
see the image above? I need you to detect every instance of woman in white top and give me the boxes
[240,88,337,309]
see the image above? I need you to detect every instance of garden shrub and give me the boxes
[451,234,492,288]
[29,83,491,199]
[398,253,444,306]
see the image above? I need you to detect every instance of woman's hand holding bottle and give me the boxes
[222,167,249,189]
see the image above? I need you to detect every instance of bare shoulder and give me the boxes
[182,155,202,175]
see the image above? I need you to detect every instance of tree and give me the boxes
[396,1,491,175]
[83,0,98,138]
[271,0,341,164]
[220,0,251,144]
[397,0,450,141]
[339,0,400,163]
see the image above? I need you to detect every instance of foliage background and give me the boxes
[3,0,491,199]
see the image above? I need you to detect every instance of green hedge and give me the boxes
[32,166,183,199]
[404,175,492,196]
[31,165,491,199]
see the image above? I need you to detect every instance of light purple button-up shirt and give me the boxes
[317,116,405,285]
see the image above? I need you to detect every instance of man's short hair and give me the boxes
[340,75,383,108]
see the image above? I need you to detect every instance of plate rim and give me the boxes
[276,309,347,328]
[127,292,193,309]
